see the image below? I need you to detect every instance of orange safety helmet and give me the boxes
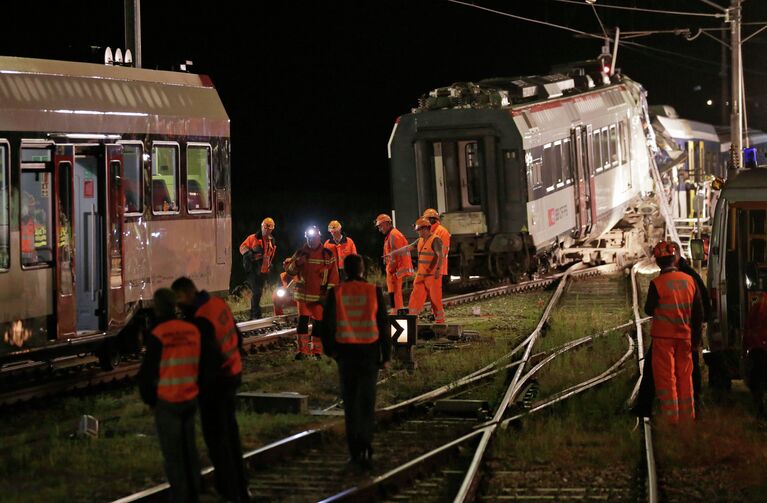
[422,208,439,219]
[374,213,392,226]
[327,220,342,232]
[652,241,677,258]
[414,217,431,231]
[262,217,276,230]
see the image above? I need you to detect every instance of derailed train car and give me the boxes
[0,56,231,368]
[388,63,652,279]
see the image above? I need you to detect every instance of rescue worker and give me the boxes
[138,289,205,503]
[374,213,414,314]
[320,254,391,468]
[423,208,450,285]
[171,277,250,503]
[286,225,339,359]
[644,241,704,424]
[390,218,444,323]
[324,220,357,281]
[20,199,36,266]
[272,267,295,316]
[239,217,277,320]
[632,243,712,417]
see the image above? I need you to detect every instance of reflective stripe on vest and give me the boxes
[334,281,379,344]
[34,226,47,248]
[152,319,201,403]
[416,234,438,276]
[196,296,243,376]
[650,271,696,340]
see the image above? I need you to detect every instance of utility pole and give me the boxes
[124,0,142,68]
[729,0,742,169]
[720,29,728,126]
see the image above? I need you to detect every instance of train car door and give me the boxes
[103,144,126,327]
[570,127,589,238]
[584,125,597,232]
[54,145,76,337]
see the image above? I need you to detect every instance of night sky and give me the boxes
[2,0,766,285]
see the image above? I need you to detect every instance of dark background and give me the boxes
[1,1,766,286]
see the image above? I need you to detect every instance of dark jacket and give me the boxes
[644,267,705,348]
[320,280,391,365]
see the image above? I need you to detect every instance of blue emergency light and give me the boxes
[744,147,758,169]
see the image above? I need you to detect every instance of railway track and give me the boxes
[113,262,649,503]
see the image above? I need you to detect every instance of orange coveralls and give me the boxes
[383,227,414,313]
[408,234,445,323]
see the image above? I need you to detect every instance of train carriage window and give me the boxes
[621,120,630,164]
[609,125,619,166]
[542,143,556,189]
[561,139,571,183]
[186,144,212,212]
[20,148,54,268]
[0,143,8,271]
[600,127,610,170]
[593,130,602,171]
[122,144,143,214]
[151,143,179,214]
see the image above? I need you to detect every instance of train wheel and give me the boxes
[97,346,121,371]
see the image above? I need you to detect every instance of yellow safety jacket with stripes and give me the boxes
[333,281,379,344]
[650,271,696,340]
[196,295,243,377]
[152,319,201,403]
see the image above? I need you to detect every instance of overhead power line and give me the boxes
[551,0,724,18]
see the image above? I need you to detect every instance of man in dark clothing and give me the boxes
[172,277,250,503]
[321,254,391,468]
[138,288,212,503]
[632,244,707,418]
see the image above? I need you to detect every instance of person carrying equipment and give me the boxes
[374,213,414,314]
[644,241,704,424]
[272,268,296,316]
[239,217,277,320]
[321,254,391,469]
[324,220,357,281]
[286,225,339,359]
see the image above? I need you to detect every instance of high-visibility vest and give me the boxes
[196,295,243,377]
[34,225,47,249]
[239,232,276,274]
[21,219,35,254]
[323,236,357,270]
[152,319,201,403]
[383,228,414,279]
[416,234,439,277]
[650,271,696,340]
[334,281,379,344]
[432,223,450,276]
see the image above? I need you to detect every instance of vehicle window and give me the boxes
[151,144,179,213]
[0,144,8,270]
[122,144,143,214]
[610,125,619,165]
[561,139,571,182]
[464,141,482,206]
[593,130,602,170]
[600,127,609,169]
[20,150,53,267]
[187,145,212,211]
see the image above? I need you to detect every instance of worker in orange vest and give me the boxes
[390,218,445,323]
[285,225,339,359]
[321,254,391,468]
[423,208,450,284]
[324,220,357,281]
[138,288,211,503]
[272,268,295,316]
[172,277,249,503]
[20,193,37,266]
[374,213,414,314]
[644,241,703,424]
[239,217,277,320]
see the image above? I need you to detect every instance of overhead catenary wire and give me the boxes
[551,0,724,18]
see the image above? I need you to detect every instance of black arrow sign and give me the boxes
[390,318,405,344]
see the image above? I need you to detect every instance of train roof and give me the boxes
[0,56,229,137]
[722,168,767,202]
[654,115,719,143]
[715,126,767,153]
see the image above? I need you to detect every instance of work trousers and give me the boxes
[297,301,324,355]
[386,273,405,314]
[408,275,444,323]
[652,337,695,423]
[154,400,200,503]
[248,272,266,320]
[199,379,249,502]
[338,359,379,459]
[635,344,701,417]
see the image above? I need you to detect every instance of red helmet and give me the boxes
[652,241,677,258]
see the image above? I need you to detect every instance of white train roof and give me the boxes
[655,115,719,143]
